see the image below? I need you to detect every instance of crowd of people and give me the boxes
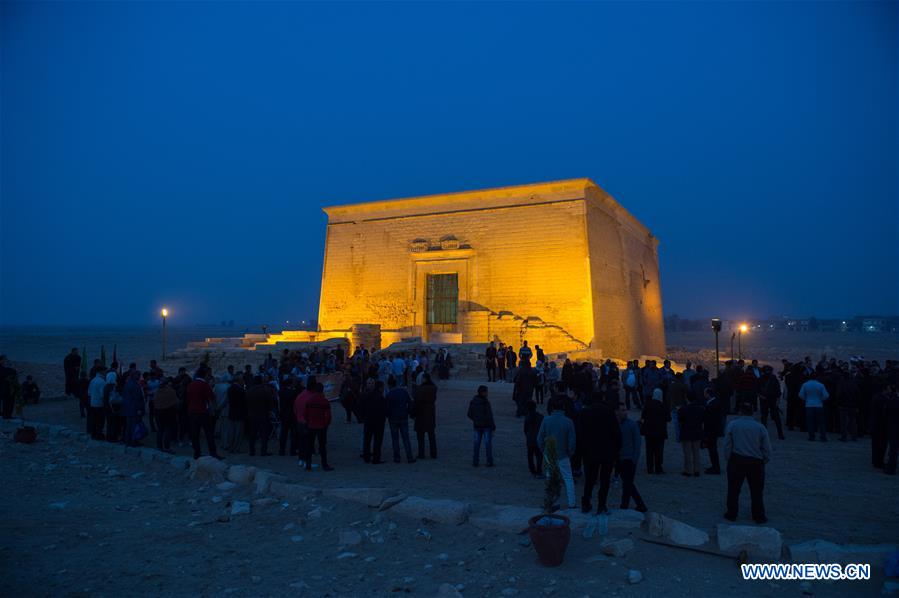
[1,343,898,524]
[49,345,454,470]
[490,347,899,520]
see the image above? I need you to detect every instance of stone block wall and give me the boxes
[317,179,665,359]
[319,182,595,352]
[585,185,666,359]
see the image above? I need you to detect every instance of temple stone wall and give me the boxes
[317,179,665,358]
[585,186,666,358]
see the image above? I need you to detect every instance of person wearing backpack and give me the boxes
[624,362,640,410]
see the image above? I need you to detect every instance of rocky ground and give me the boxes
[2,375,896,597]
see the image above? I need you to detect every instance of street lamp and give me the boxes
[711,318,722,377]
[730,332,735,364]
[161,308,169,360]
[738,323,748,361]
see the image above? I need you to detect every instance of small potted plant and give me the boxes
[527,437,571,566]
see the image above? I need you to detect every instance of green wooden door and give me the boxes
[426,273,458,333]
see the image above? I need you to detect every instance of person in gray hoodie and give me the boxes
[537,396,578,510]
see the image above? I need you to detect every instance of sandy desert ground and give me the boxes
[2,377,896,597]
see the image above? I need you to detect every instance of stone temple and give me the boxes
[311,178,665,358]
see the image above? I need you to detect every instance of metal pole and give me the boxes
[715,330,720,377]
[162,315,167,361]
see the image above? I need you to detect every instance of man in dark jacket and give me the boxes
[513,360,537,417]
[360,379,388,464]
[468,385,496,466]
[758,366,785,440]
[246,377,274,457]
[678,396,705,476]
[703,387,726,474]
[579,393,622,514]
[22,375,41,404]
[121,370,145,447]
[667,372,690,442]
[485,342,497,382]
[837,370,860,442]
[279,377,301,456]
[523,400,544,477]
[735,368,759,413]
[303,382,334,471]
[225,378,247,453]
[884,387,899,475]
[506,349,517,382]
[870,385,892,469]
[412,374,438,459]
[154,378,179,453]
[0,356,17,420]
[785,362,808,430]
[641,389,669,474]
[386,376,416,464]
[63,348,81,399]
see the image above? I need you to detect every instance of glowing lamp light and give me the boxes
[739,323,748,333]
[161,308,169,318]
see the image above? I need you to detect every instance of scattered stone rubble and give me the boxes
[5,416,897,586]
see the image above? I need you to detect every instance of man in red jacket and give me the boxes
[293,376,315,468]
[186,367,221,460]
[302,382,333,471]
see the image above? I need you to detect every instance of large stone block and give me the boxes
[269,481,321,502]
[323,487,396,508]
[254,470,287,495]
[644,512,709,546]
[788,540,898,572]
[469,505,541,533]
[716,525,783,561]
[189,456,229,482]
[226,465,257,486]
[390,496,470,525]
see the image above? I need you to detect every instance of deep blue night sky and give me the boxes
[1,1,897,327]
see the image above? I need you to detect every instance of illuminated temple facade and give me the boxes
[311,178,666,358]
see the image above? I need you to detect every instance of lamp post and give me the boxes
[161,308,168,360]
[711,318,722,377]
[738,323,748,361]
[730,332,735,364]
